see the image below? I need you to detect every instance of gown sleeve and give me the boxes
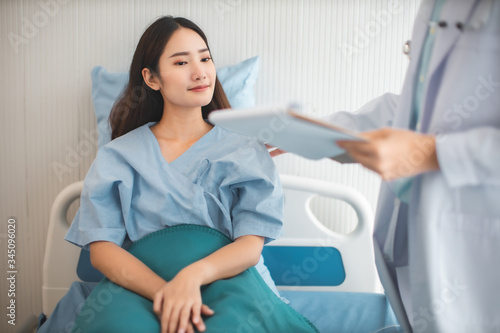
[65,146,130,250]
[437,126,500,187]
[228,141,284,244]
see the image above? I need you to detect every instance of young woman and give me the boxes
[65,16,284,333]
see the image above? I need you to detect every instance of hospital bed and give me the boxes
[34,173,401,332]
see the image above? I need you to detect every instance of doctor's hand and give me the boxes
[266,144,287,157]
[336,128,440,180]
[153,269,214,333]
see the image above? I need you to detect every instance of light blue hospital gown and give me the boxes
[65,123,284,291]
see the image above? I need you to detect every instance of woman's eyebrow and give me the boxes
[169,48,209,58]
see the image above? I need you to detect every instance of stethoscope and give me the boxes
[403,0,493,59]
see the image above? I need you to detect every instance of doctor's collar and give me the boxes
[404,0,493,60]
[420,0,493,33]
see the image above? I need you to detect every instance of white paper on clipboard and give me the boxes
[208,103,366,160]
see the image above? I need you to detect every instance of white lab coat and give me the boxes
[325,0,500,332]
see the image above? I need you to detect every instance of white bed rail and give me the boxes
[42,181,84,315]
[275,174,382,293]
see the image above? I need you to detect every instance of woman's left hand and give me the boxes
[153,268,214,333]
[336,128,439,180]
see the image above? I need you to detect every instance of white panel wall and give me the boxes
[0,0,419,330]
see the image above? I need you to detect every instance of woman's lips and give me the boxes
[188,85,209,92]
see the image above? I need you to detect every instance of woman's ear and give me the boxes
[142,68,160,91]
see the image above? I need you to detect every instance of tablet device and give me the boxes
[208,103,365,160]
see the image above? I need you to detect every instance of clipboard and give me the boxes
[208,103,365,160]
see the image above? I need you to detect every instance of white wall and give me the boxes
[0,0,419,330]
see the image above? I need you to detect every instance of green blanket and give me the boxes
[71,224,319,332]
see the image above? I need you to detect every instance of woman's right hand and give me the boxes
[154,302,214,333]
[153,270,214,333]
[154,303,213,333]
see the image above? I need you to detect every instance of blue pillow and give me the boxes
[91,56,260,148]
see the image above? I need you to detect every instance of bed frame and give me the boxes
[265,174,380,293]
[42,174,382,317]
[43,180,84,316]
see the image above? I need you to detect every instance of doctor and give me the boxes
[276,0,500,332]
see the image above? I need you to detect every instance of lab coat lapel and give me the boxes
[419,1,477,132]
[426,1,477,77]
[393,0,432,129]
[411,0,434,65]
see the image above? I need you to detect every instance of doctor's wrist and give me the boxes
[413,134,439,175]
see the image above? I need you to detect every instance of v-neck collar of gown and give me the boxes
[145,122,217,167]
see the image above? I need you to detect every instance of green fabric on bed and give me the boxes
[71,224,318,333]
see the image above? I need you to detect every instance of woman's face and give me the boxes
[154,28,216,111]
